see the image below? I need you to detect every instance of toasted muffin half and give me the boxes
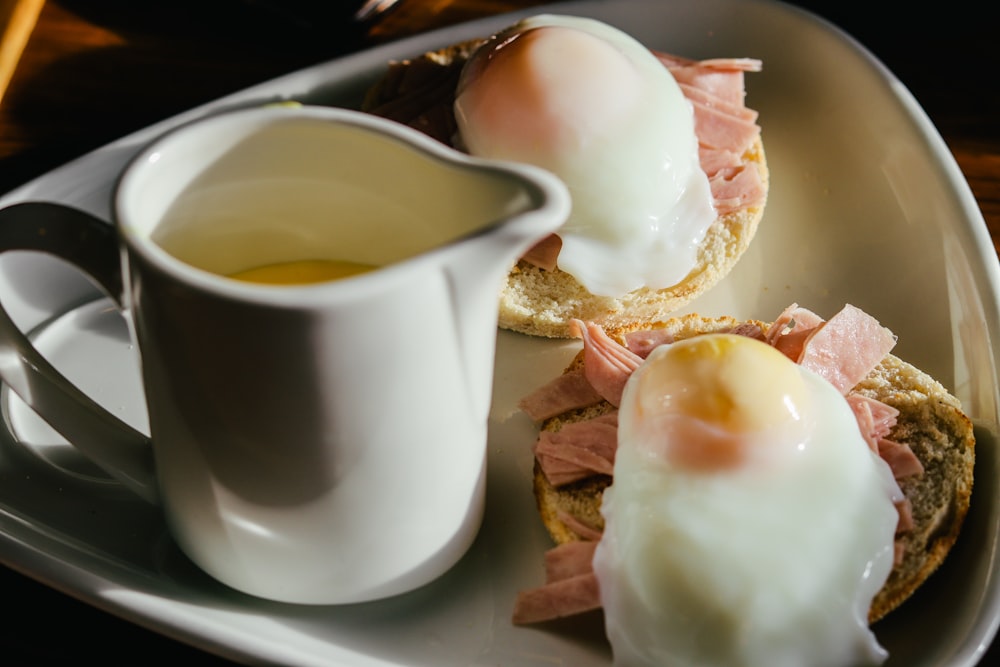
[527,312,975,624]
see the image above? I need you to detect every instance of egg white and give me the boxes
[594,334,902,667]
[454,15,716,297]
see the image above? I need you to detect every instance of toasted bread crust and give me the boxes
[362,38,485,146]
[363,40,769,338]
[532,314,975,624]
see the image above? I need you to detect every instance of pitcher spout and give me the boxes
[440,161,570,421]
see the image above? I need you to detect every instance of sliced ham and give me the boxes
[847,393,899,452]
[699,146,745,178]
[879,438,925,479]
[670,67,747,106]
[545,540,599,582]
[654,52,758,107]
[534,413,618,486]
[726,321,766,340]
[692,100,761,154]
[512,541,602,625]
[519,367,604,422]
[569,319,643,407]
[847,395,922,478]
[666,53,765,216]
[679,82,759,122]
[511,572,602,625]
[624,328,674,358]
[533,455,601,488]
[765,303,825,361]
[521,233,561,271]
[710,164,767,215]
[798,304,897,394]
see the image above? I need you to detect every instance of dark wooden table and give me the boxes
[1,1,997,664]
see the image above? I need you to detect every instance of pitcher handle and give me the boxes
[0,202,158,504]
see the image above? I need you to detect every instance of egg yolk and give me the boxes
[626,334,812,472]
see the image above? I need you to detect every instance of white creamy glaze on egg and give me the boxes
[593,334,902,667]
[454,15,715,297]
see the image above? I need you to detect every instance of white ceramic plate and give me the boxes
[1,1,998,665]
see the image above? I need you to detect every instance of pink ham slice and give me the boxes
[847,393,899,452]
[773,306,921,479]
[512,542,602,625]
[766,303,826,361]
[710,164,768,215]
[797,304,898,394]
[726,321,766,340]
[679,82,759,123]
[511,572,602,625]
[654,52,761,107]
[699,146,745,178]
[848,393,924,479]
[519,367,604,422]
[521,233,562,271]
[533,456,602,488]
[624,328,675,358]
[691,100,761,153]
[879,439,925,479]
[662,53,765,214]
[534,412,618,486]
[569,319,643,407]
[545,539,599,581]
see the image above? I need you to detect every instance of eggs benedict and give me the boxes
[514,305,975,665]
[362,15,768,337]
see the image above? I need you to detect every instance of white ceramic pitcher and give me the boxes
[0,104,570,604]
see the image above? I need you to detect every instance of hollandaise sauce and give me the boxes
[228,259,376,285]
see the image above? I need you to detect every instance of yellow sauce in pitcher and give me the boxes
[228,259,376,285]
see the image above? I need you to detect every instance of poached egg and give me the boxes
[593,333,902,666]
[454,15,715,297]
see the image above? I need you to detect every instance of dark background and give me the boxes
[1,0,996,200]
